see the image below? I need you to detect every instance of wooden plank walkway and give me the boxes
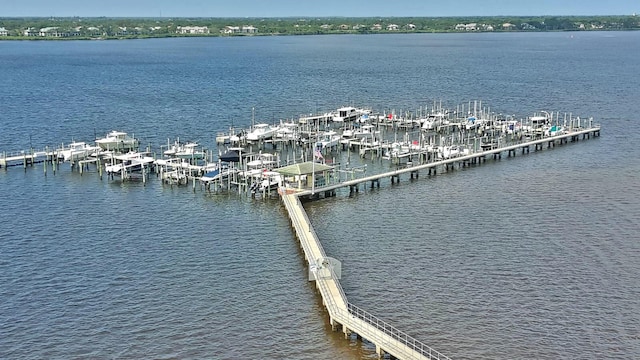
[280,125,600,359]
[298,126,600,197]
[0,151,54,168]
[281,193,451,360]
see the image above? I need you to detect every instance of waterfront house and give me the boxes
[23,27,37,36]
[39,27,65,37]
[221,26,239,34]
[386,24,399,31]
[177,26,210,34]
[455,23,478,31]
[242,26,257,34]
[0,27,8,36]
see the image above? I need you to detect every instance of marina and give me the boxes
[1,101,601,359]
[1,103,601,200]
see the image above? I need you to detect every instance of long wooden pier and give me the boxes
[281,126,600,359]
[281,193,451,360]
[299,126,601,197]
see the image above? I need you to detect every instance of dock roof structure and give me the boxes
[275,161,332,176]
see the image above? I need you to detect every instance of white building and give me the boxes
[0,27,8,36]
[242,25,257,34]
[39,27,63,37]
[221,26,239,34]
[24,27,37,36]
[176,26,210,34]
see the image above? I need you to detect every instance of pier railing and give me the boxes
[283,195,327,261]
[346,301,451,360]
[318,263,449,360]
[284,191,450,359]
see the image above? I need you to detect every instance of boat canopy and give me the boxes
[275,161,333,176]
[219,150,240,162]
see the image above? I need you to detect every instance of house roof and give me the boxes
[275,161,333,176]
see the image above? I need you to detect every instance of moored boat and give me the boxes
[246,124,278,141]
[104,151,154,175]
[58,141,101,162]
[95,131,139,152]
[163,140,205,160]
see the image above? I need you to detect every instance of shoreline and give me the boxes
[1,28,638,42]
[1,15,638,40]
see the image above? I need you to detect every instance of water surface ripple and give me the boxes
[1,32,639,359]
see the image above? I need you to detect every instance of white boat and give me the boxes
[246,124,278,141]
[353,124,379,139]
[529,113,551,135]
[298,112,333,126]
[340,124,358,140]
[163,140,205,159]
[464,116,487,131]
[154,157,192,170]
[201,167,236,183]
[104,152,154,175]
[250,171,283,194]
[216,127,245,145]
[275,121,298,140]
[383,138,421,159]
[332,106,370,122]
[504,120,522,135]
[383,142,411,159]
[58,141,101,162]
[544,125,565,136]
[95,131,139,152]
[421,112,449,130]
[437,145,469,160]
[246,152,278,169]
[315,130,340,150]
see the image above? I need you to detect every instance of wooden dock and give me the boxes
[280,126,600,359]
[298,126,601,197]
[281,193,451,360]
[0,150,55,168]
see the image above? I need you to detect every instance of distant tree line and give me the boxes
[0,15,638,39]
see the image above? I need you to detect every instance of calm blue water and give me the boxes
[1,32,639,359]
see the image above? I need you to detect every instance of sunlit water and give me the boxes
[1,31,639,359]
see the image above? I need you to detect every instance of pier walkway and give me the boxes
[281,193,451,360]
[281,126,600,359]
[299,126,600,197]
[0,150,53,168]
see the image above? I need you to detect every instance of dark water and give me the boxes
[1,32,639,359]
